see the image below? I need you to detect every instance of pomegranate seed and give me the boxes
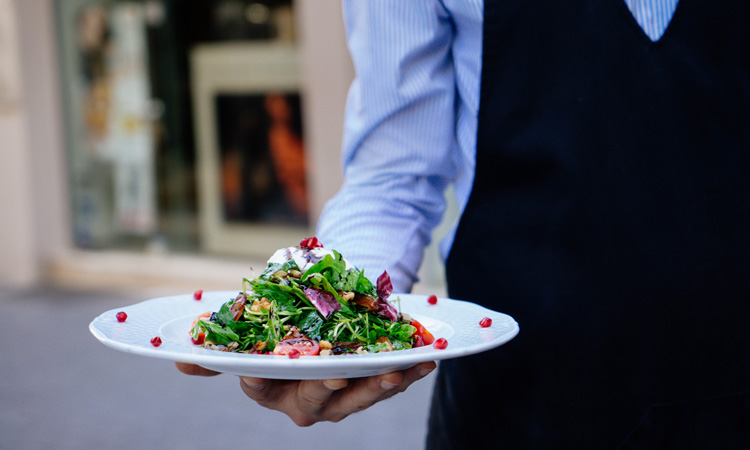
[288,348,301,359]
[433,338,448,350]
[116,311,128,323]
[300,237,323,249]
[150,336,162,347]
[427,295,438,305]
[413,335,425,348]
[479,317,493,328]
[193,290,203,301]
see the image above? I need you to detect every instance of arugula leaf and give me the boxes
[198,320,240,345]
[355,270,376,296]
[366,342,391,353]
[390,323,417,342]
[298,310,325,340]
[336,268,361,292]
[302,252,343,285]
[248,278,304,310]
[216,299,236,325]
[391,340,412,350]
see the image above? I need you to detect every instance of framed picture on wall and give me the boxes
[191,42,311,257]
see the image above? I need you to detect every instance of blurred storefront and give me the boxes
[1,0,360,291]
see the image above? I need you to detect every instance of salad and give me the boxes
[189,237,435,357]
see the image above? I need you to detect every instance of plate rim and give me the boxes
[89,291,519,379]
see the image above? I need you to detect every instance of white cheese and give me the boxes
[267,246,353,273]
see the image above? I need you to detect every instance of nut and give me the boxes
[252,341,267,352]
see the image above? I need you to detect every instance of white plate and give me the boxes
[89,291,519,379]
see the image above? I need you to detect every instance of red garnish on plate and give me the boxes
[433,338,448,350]
[116,311,128,323]
[150,336,162,347]
[193,290,203,301]
[427,295,438,305]
[287,349,301,359]
[300,237,323,249]
[191,332,205,345]
[411,319,435,345]
[479,317,493,328]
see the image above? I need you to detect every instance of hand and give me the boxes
[239,361,436,426]
[174,361,437,426]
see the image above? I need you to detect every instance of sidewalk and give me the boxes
[0,285,436,450]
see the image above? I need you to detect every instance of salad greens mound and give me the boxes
[190,238,421,356]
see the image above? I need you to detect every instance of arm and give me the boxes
[317,0,459,292]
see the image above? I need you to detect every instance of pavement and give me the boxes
[0,284,437,450]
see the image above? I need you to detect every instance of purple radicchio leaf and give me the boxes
[375,271,397,321]
[376,297,398,322]
[376,271,393,301]
[304,287,341,319]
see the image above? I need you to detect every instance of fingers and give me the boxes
[296,379,350,414]
[405,361,438,384]
[237,362,437,426]
[174,362,221,376]
[293,379,349,426]
[239,377,284,406]
[323,361,438,422]
[239,377,349,426]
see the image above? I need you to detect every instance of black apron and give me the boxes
[429,0,750,448]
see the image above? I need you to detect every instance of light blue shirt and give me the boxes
[317,0,679,292]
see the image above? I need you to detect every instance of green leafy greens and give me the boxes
[190,245,417,355]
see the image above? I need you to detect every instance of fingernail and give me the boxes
[380,379,399,390]
[241,377,265,390]
[323,379,347,391]
[418,365,436,378]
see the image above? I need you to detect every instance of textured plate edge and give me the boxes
[88,292,520,379]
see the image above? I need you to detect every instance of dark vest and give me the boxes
[431,1,750,448]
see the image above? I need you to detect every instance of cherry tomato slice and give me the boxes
[190,312,211,345]
[272,338,320,356]
[411,319,436,345]
[191,332,206,345]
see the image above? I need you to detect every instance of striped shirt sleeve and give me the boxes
[316,0,459,292]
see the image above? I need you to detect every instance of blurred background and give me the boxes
[0,0,452,448]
